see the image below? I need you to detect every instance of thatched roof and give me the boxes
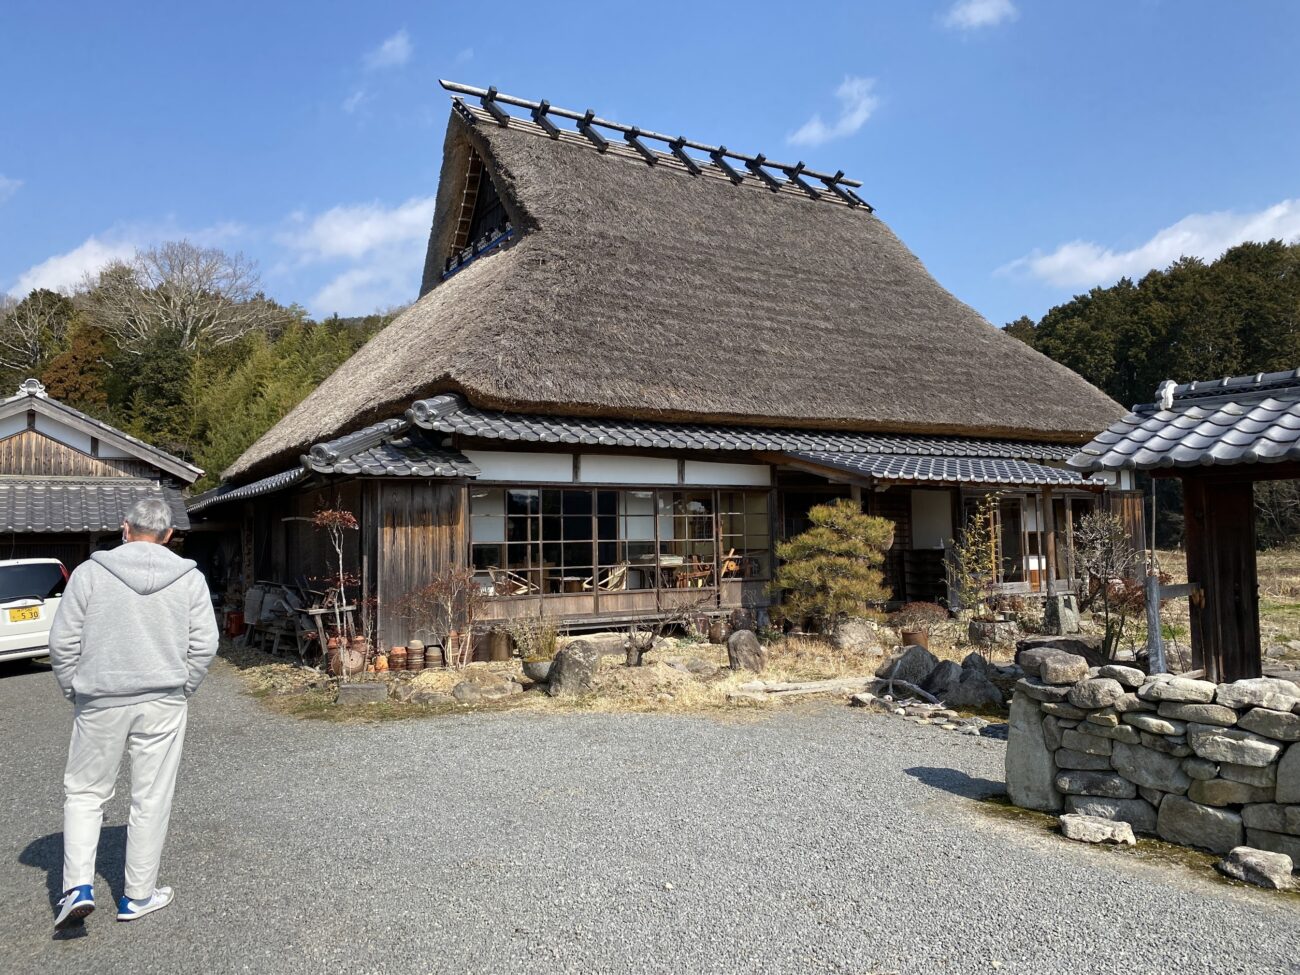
[228,95,1122,481]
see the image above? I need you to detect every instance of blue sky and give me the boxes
[2,1,1297,325]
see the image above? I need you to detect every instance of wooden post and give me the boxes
[1042,487,1058,596]
[1144,573,1167,674]
[1182,475,1261,682]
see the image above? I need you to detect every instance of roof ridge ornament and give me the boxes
[18,378,47,398]
[438,79,873,211]
[1156,379,1177,411]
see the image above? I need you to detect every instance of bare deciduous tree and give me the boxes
[84,241,282,353]
[0,289,74,377]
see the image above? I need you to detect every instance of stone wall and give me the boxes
[1006,652,1300,865]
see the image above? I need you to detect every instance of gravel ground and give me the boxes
[1,657,1297,975]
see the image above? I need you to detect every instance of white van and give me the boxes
[0,558,68,663]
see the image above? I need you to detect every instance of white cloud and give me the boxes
[0,175,21,205]
[364,29,412,70]
[1001,199,1300,288]
[943,0,1018,30]
[8,236,137,295]
[341,88,370,114]
[787,76,880,148]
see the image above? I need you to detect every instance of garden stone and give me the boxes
[1040,653,1091,686]
[1055,748,1114,771]
[391,682,416,703]
[1086,723,1142,744]
[1111,741,1191,794]
[1241,803,1292,833]
[1041,702,1087,719]
[336,683,388,705]
[1041,715,1065,751]
[411,690,456,706]
[1275,743,1300,803]
[1121,713,1185,736]
[1113,692,1154,714]
[548,639,601,696]
[1015,678,1073,703]
[1005,693,1062,813]
[1139,732,1192,757]
[875,644,936,686]
[1016,635,1104,667]
[1054,771,1136,799]
[1187,778,1274,807]
[1220,762,1276,788]
[1187,723,1284,767]
[1215,847,1295,890]
[452,681,483,703]
[1156,796,1243,854]
[942,671,1005,710]
[1043,594,1081,635]
[1236,707,1300,741]
[1138,677,1217,704]
[1085,708,1120,728]
[1064,795,1158,833]
[727,630,766,673]
[1244,829,1300,864]
[1098,665,1146,689]
[1215,677,1300,712]
[1059,813,1135,845]
[920,660,963,697]
[961,651,989,672]
[1182,757,1219,781]
[1061,728,1112,756]
[1157,701,1238,726]
[1138,787,1165,809]
[830,617,882,654]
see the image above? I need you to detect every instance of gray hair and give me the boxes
[124,498,175,537]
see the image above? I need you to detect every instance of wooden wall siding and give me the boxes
[1107,489,1148,556]
[0,429,153,478]
[376,482,466,648]
[869,489,912,602]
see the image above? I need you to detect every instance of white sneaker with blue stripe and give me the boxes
[54,884,95,929]
[116,886,173,921]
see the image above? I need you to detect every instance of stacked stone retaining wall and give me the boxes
[1006,653,1300,865]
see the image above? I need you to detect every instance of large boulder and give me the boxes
[1097,665,1146,689]
[1244,828,1300,865]
[1157,701,1238,726]
[920,660,963,697]
[1016,635,1104,668]
[1015,678,1072,704]
[1063,795,1158,833]
[1059,813,1136,845]
[1156,796,1244,854]
[548,639,601,696]
[1215,847,1295,890]
[875,644,939,687]
[943,670,1005,709]
[831,617,883,654]
[1006,693,1062,812]
[1054,771,1137,799]
[1276,743,1300,803]
[726,629,766,673]
[336,682,388,705]
[1043,594,1081,635]
[1111,741,1192,794]
[1215,677,1300,712]
[1187,723,1284,767]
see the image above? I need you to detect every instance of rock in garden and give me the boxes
[1139,731,1192,757]
[1097,665,1146,689]
[1279,743,1300,803]
[1055,748,1113,771]
[1064,795,1157,833]
[943,671,1005,709]
[452,681,483,703]
[1138,786,1166,809]
[1006,692,1062,813]
[1111,741,1192,794]
[1042,715,1067,751]
[391,682,416,703]
[548,639,602,696]
[336,683,388,705]
[1138,677,1217,704]
[1054,771,1137,799]
[1220,762,1276,788]
[1187,778,1275,807]
[1121,713,1185,736]
[1062,728,1112,756]
[1085,722,1142,744]
[1182,757,1219,781]
[411,690,456,706]
[1246,828,1300,863]
[1059,813,1136,845]
[1041,653,1091,686]
[1187,723,1284,767]
[850,692,895,712]
[1240,803,1297,833]
[727,630,766,673]
[920,660,963,697]
[1041,702,1088,719]
[1215,847,1295,890]
[1236,707,1300,742]
[961,651,989,673]
[1066,681,1128,717]
[1156,796,1244,854]
[1016,635,1103,668]
[875,644,938,686]
[831,617,882,654]
[1215,677,1300,712]
[1015,678,1073,704]
[1157,701,1238,726]
[1085,707,1120,728]
[1113,692,1154,714]
[1043,594,1081,635]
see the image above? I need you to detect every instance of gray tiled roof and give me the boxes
[187,468,307,514]
[0,478,190,532]
[1069,371,1300,471]
[791,451,1105,487]
[306,431,480,478]
[407,395,1078,461]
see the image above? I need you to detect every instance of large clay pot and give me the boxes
[522,659,552,683]
[901,628,929,649]
[488,629,512,662]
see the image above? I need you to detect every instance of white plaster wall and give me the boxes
[34,415,92,454]
[0,415,25,440]
[683,461,770,486]
[579,454,677,484]
[464,450,573,483]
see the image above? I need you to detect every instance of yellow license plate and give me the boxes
[7,607,39,623]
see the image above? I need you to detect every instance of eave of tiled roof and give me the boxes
[790,451,1106,488]
[0,477,191,532]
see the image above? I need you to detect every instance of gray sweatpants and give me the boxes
[62,696,188,898]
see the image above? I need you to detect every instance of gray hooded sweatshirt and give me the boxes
[49,542,220,707]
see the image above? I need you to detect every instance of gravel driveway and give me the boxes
[2,657,1297,975]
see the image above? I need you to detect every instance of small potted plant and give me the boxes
[509,614,559,683]
[887,602,949,649]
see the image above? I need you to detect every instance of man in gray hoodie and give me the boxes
[48,498,219,929]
